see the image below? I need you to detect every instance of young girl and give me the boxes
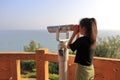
[67,18,98,80]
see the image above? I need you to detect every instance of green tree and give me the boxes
[21,40,41,74]
[95,35,120,59]
[24,40,42,52]
[22,40,59,79]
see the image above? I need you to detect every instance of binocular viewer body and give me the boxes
[47,24,78,41]
[47,24,78,33]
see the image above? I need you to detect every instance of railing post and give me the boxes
[10,57,21,80]
[0,55,21,80]
[36,48,49,80]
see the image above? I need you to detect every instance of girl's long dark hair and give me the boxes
[79,18,97,44]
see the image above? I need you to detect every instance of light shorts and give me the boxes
[75,63,94,80]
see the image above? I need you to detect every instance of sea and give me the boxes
[0,30,120,52]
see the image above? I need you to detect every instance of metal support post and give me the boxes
[58,41,68,80]
[47,24,77,80]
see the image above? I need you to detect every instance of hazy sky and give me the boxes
[0,0,120,30]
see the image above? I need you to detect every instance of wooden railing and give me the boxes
[0,48,120,80]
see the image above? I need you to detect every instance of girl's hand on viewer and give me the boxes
[67,25,79,49]
[73,25,79,35]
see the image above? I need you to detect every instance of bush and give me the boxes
[27,72,36,78]
[69,50,76,55]
[95,35,120,58]
[21,72,59,79]
[21,60,36,73]
[49,74,59,80]
[68,35,120,59]
[49,62,59,74]
[21,40,41,74]
[21,72,36,78]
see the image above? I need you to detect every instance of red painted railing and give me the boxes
[0,48,120,80]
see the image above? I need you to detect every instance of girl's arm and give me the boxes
[67,26,79,49]
[76,32,80,39]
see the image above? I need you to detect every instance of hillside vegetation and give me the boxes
[21,35,120,79]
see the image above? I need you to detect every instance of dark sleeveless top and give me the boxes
[70,36,95,66]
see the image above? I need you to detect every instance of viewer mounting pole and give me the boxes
[47,24,76,80]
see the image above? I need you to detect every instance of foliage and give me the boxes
[24,40,42,52]
[68,35,120,59]
[21,40,41,74]
[22,40,59,79]
[49,62,59,74]
[21,72,36,78]
[95,35,120,58]
[22,73,59,79]
[21,60,35,73]
[69,50,76,55]
[21,36,120,79]
[49,74,59,80]
[27,72,36,78]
